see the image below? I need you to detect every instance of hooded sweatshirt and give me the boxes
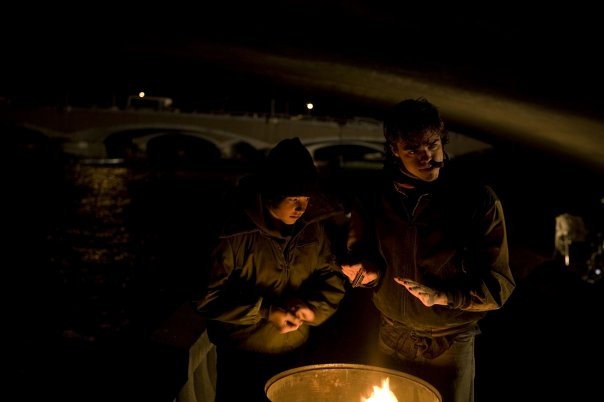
[195,138,347,353]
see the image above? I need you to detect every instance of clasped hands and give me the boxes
[268,298,316,334]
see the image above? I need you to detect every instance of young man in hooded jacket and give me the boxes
[341,98,516,402]
[195,137,347,402]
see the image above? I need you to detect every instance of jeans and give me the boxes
[372,315,479,402]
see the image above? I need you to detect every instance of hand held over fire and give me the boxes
[394,277,448,307]
[268,307,303,333]
[268,299,316,334]
[284,298,316,323]
[341,263,378,287]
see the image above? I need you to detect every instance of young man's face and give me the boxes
[268,196,311,225]
[391,132,444,182]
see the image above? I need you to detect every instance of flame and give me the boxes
[361,377,398,402]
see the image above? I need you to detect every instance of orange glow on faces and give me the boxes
[268,196,310,225]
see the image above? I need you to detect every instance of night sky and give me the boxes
[3,2,603,119]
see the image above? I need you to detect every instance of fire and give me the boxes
[361,377,398,402]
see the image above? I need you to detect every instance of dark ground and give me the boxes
[7,131,604,402]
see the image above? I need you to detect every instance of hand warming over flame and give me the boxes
[268,306,303,334]
[341,263,378,287]
[394,278,448,307]
[284,298,316,323]
[268,299,316,333]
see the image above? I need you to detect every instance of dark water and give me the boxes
[7,132,251,400]
[15,160,231,339]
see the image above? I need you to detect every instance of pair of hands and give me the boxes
[268,299,316,334]
[341,264,448,307]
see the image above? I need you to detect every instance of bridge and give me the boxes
[2,105,384,158]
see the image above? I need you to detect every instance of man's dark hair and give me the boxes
[381,98,450,179]
[383,97,449,148]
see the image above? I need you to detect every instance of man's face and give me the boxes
[268,196,310,225]
[391,132,444,182]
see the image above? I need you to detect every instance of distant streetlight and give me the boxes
[306,102,314,116]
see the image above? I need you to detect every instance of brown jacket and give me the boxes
[347,170,516,335]
[196,182,347,353]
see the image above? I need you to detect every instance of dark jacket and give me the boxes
[196,178,347,353]
[347,169,516,335]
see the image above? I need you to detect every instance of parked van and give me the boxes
[127,95,174,111]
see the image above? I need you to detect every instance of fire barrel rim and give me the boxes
[265,363,442,402]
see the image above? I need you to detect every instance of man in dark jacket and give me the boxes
[196,137,347,402]
[341,98,516,402]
